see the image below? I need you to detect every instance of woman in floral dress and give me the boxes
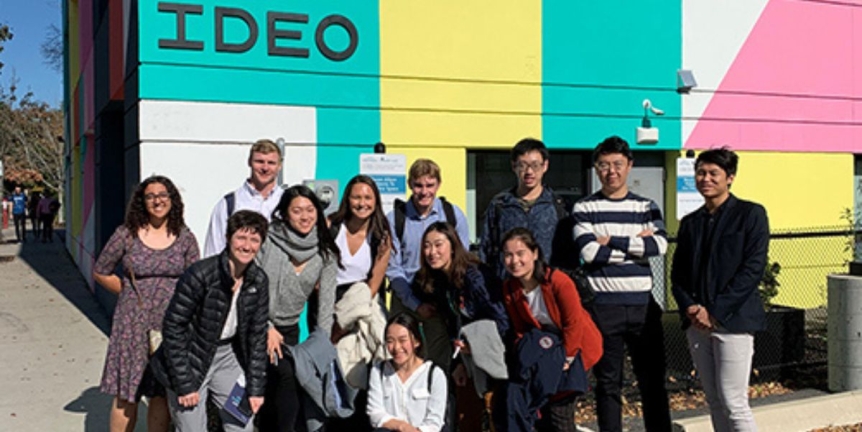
[93,175,199,432]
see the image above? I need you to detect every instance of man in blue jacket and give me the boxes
[11,187,27,243]
[479,138,571,280]
[671,148,768,432]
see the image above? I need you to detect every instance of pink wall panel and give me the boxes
[78,0,93,64]
[686,0,862,152]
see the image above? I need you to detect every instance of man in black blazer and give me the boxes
[671,148,768,432]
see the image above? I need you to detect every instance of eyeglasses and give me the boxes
[144,192,170,202]
[515,162,544,172]
[595,161,628,172]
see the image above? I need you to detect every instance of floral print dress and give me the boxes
[95,225,199,402]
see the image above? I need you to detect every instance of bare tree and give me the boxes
[41,24,62,73]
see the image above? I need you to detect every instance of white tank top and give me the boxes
[335,225,373,286]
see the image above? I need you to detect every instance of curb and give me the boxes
[672,391,862,432]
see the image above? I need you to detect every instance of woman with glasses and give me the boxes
[93,175,200,432]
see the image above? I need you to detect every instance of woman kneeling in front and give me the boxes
[367,313,448,432]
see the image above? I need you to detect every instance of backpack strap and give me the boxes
[394,198,407,244]
[427,361,437,393]
[224,192,236,221]
[438,197,457,228]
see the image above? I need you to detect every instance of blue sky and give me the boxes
[0,0,62,106]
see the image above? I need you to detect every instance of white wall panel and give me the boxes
[682,0,769,143]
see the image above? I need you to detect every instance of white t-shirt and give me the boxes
[524,287,554,327]
[203,182,285,258]
[335,225,373,286]
[220,287,241,340]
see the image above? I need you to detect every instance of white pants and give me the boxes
[686,327,757,432]
[167,345,254,432]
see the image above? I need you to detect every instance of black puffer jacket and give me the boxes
[151,250,269,396]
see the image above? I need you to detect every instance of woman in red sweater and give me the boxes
[500,227,603,432]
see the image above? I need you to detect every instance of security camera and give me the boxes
[643,99,665,116]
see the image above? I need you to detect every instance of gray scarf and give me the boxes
[269,221,320,263]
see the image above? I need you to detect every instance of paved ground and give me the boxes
[0,227,149,431]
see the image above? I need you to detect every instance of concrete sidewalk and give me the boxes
[0,227,147,431]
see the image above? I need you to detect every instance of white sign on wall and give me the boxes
[677,158,704,220]
[359,153,407,215]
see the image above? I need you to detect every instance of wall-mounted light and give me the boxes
[636,99,664,145]
[677,69,698,94]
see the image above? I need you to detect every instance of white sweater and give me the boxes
[366,360,447,432]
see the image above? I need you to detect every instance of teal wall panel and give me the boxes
[542,0,682,150]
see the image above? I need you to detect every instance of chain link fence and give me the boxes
[654,225,850,387]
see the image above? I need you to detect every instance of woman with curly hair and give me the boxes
[93,175,200,432]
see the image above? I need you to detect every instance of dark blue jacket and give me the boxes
[671,195,769,333]
[500,328,587,432]
[417,264,510,341]
[479,187,572,280]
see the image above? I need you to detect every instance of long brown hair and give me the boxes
[415,222,479,294]
[328,175,392,245]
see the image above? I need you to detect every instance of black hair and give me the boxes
[593,135,634,163]
[124,175,186,237]
[328,175,392,246]
[272,185,341,266]
[226,210,268,244]
[385,312,425,359]
[501,227,548,285]
[511,138,549,163]
[415,221,480,294]
[695,147,738,177]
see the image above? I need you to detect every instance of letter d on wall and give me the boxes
[215,7,258,53]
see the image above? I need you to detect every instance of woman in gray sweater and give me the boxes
[256,185,340,431]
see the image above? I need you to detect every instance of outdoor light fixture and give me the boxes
[636,99,664,145]
[677,69,698,94]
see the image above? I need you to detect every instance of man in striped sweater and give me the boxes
[573,136,672,432]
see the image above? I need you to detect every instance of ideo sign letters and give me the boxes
[156,2,359,61]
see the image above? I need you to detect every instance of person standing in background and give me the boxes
[28,191,41,241]
[11,186,27,243]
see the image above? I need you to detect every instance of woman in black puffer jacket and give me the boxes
[151,210,270,432]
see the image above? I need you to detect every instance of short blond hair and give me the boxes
[249,139,283,161]
[408,159,441,185]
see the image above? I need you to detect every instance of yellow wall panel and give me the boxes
[380,0,542,149]
[732,152,852,230]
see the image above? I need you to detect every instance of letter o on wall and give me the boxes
[315,14,358,61]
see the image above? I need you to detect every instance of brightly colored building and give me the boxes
[65,0,859,309]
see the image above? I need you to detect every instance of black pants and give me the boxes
[29,215,40,239]
[259,324,307,432]
[537,394,579,432]
[13,214,25,242]
[41,214,54,242]
[590,300,672,432]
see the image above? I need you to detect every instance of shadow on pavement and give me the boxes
[63,387,112,432]
[7,228,111,336]
[64,387,150,432]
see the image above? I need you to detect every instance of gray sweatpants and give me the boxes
[167,344,255,432]
[687,327,758,432]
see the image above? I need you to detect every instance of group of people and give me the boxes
[6,186,60,243]
[94,136,769,432]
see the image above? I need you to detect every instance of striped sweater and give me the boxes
[572,191,667,305]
